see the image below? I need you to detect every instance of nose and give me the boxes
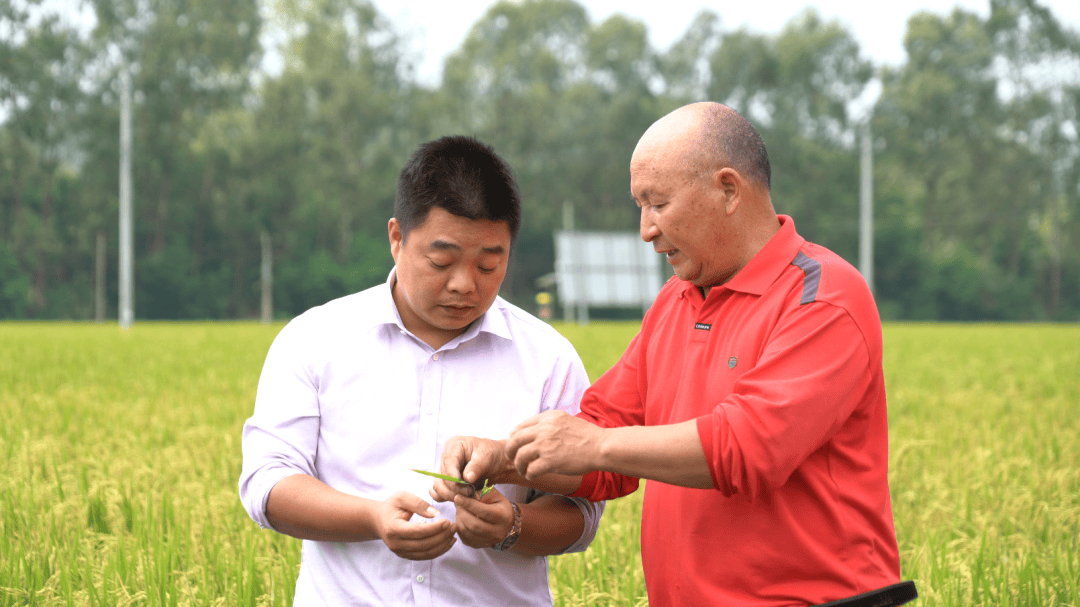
[640,207,659,243]
[446,266,476,294]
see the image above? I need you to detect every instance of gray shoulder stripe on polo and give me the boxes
[791,251,821,305]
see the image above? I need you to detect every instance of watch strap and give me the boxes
[492,502,522,551]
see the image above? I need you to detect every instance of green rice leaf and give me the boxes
[410,468,471,484]
[411,468,495,497]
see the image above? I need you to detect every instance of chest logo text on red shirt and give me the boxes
[694,322,711,331]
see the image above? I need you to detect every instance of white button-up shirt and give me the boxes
[239,272,603,606]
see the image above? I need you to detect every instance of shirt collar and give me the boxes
[677,214,804,299]
[378,267,513,347]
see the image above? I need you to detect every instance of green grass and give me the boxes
[1,321,1077,606]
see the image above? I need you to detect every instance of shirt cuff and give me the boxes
[695,415,724,492]
[240,467,308,531]
[568,470,599,498]
[558,497,606,554]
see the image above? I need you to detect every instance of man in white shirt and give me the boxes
[239,135,603,606]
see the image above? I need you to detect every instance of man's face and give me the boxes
[389,207,511,349]
[631,153,734,288]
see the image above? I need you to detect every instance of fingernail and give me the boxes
[426,507,438,517]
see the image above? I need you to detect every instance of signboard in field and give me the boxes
[554,230,663,323]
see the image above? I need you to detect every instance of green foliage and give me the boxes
[0,241,29,318]
[0,0,1078,320]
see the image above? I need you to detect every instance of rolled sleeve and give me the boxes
[520,488,605,554]
[559,496,605,554]
[698,302,873,499]
[238,319,322,530]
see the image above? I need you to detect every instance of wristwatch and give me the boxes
[491,502,522,551]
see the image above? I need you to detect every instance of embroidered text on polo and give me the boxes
[694,322,712,331]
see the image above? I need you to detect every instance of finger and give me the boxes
[524,456,554,480]
[453,495,503,525]
[505,423,541,462]
[460,442,495,484]
[512,443,539,478]
[452,511,497,548]
[517,442,560,480]
[396,532,458,561]
[429,479,472,503]
[384,517,455,545]
[392,491,440,519]
[438,437,471,478]
[456,525,494,549]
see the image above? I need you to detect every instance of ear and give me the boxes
[716,167,743,216]
[388,218,403,264]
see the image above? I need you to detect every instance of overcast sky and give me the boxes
[370,0,1080,87]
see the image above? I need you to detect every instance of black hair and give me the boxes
[395,136,521,242]
[699,104,772,192]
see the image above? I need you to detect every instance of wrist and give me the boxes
[491,501,522,551]
[592,426,614,473]
[487,438,518,484]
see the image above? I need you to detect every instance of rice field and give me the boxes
[1,321,1077,606]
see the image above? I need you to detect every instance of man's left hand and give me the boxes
[506,410,603,480]
[451,488,515,549]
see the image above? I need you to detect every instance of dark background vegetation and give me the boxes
[2,0,1078,321]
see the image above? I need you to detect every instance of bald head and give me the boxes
[633,102,771,193]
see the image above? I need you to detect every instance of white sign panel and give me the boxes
[554,231,663,308]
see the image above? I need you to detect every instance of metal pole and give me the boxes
[859,121,874,293]
[260,230,273,324]
[119,70,134,328]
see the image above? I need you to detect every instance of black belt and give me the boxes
[814,581,918,607]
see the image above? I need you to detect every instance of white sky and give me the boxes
[372,0,1080,87]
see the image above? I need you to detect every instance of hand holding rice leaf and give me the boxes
[411,468,494,497]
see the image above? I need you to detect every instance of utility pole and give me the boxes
[859,121,874,293]
[260,230,273,324]
[119,70,134,329]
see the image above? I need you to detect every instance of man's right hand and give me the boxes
[374,491,457,560]
[429,436,512,504]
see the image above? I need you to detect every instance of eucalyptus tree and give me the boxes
[0,0,88,317]
[707,10,873,262]
[985,0,1080,317]
[440,0,665,300]
[251,0,416,316]
[874,2,1080,318]
[71,0,263,318]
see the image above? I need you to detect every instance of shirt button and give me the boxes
[432,353,440,361]
[416,574,425,583]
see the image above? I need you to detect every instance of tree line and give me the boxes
[2,0,1078,321]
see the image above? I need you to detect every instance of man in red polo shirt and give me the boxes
[433,102,914,606]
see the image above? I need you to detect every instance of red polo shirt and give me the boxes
[572,216,900,606]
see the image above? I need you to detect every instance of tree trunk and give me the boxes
[192,164,214,276]
[153,174,171,254]
[230,247,248,318]
[30,178,54,313]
